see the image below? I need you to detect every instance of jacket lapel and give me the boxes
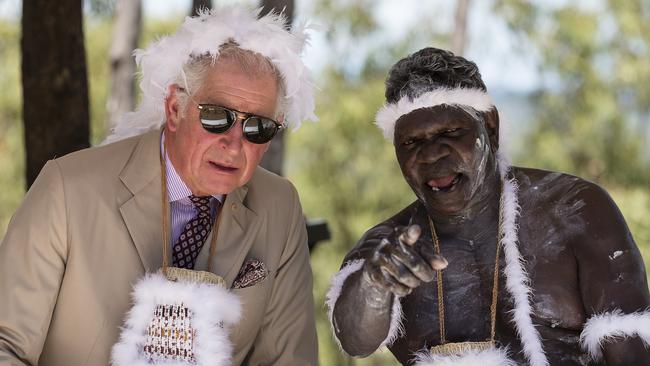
[118,129,164,272]
[116,128,264,280]
[212,183,264,288]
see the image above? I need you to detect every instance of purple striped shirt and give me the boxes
[161,132,224,244]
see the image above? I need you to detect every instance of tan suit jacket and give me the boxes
[0,129,317,365]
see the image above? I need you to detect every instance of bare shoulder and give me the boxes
[512,166,640,261]
[512,167,598,203]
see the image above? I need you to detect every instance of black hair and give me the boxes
[385,47,487,103]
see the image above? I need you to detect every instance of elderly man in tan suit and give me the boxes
[0,6,318,366]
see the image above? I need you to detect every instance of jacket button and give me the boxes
[231,203,237,210]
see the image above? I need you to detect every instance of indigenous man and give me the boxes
[327,47,650,365]
[0,7,317,365]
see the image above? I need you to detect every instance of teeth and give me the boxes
[430,175,460,192]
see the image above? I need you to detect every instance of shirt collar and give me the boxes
[161,131,224,204]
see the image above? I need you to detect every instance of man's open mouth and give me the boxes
[426,173,462,192]
[209,161,238,173]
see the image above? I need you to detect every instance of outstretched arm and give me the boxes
[572,183,650,365]
[327,208,446,357]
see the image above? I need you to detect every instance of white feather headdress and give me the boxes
[375,88,494,142]
[105,5,317,143]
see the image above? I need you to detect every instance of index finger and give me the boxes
[398,224,421,246]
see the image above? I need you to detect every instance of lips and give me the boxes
[426,173,461,192]
[209,161,238,173]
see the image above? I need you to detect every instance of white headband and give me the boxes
[105,6,317,143]
[375,88,494,141]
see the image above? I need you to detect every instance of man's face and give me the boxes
[165,58,279,195]
[394,105,497,215]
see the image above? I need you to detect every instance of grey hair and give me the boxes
[174,42,287,120]
[385,47,487,104]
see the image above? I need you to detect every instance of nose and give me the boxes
[219,119,244,152]
[417,140,450,164]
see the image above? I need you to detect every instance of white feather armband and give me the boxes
[579,309,650,360]
[325,259,404,351]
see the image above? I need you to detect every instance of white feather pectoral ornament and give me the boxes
[414,346,517,366]
[111,268,241,366]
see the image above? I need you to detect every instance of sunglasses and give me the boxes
[197,104,284,144]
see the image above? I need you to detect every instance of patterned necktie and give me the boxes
[171,195,215,269]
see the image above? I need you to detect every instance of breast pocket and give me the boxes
[229,275,273,346]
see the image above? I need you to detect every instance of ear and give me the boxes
[483,107,500,153]
[165,84,183,132]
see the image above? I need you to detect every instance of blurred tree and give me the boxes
[22,0,90,188]
[87,0,115,17]
[494,0,650,187]
[191,0,212,16]
[452,0,471,55]
[258,0,294,176]
[106,0,141,130]
[0,20,26,234]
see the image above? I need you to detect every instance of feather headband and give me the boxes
[105,5,317,143]
[375,88,494,142]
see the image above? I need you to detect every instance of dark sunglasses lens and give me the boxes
[243,117,279,144]
[199,106,233,133]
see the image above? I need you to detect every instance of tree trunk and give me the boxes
[107,0,141,131]
[21,0,90,189]
[452,0,471,56]
[259,0,294,176]
[191,0,212,16]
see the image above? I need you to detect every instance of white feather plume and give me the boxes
[104,5,316,144]
[580,309,650,361]
[498,158,549,366]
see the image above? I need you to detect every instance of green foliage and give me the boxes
[610,188,650,271]
[495,0,650,187]
[0,20,25,234]
[287,70,415,365]
[85,18,111,144]
[287,68,415,365]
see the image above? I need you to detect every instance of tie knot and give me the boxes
[189,195,212,214]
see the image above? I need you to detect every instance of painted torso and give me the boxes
[350,167,603,365]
